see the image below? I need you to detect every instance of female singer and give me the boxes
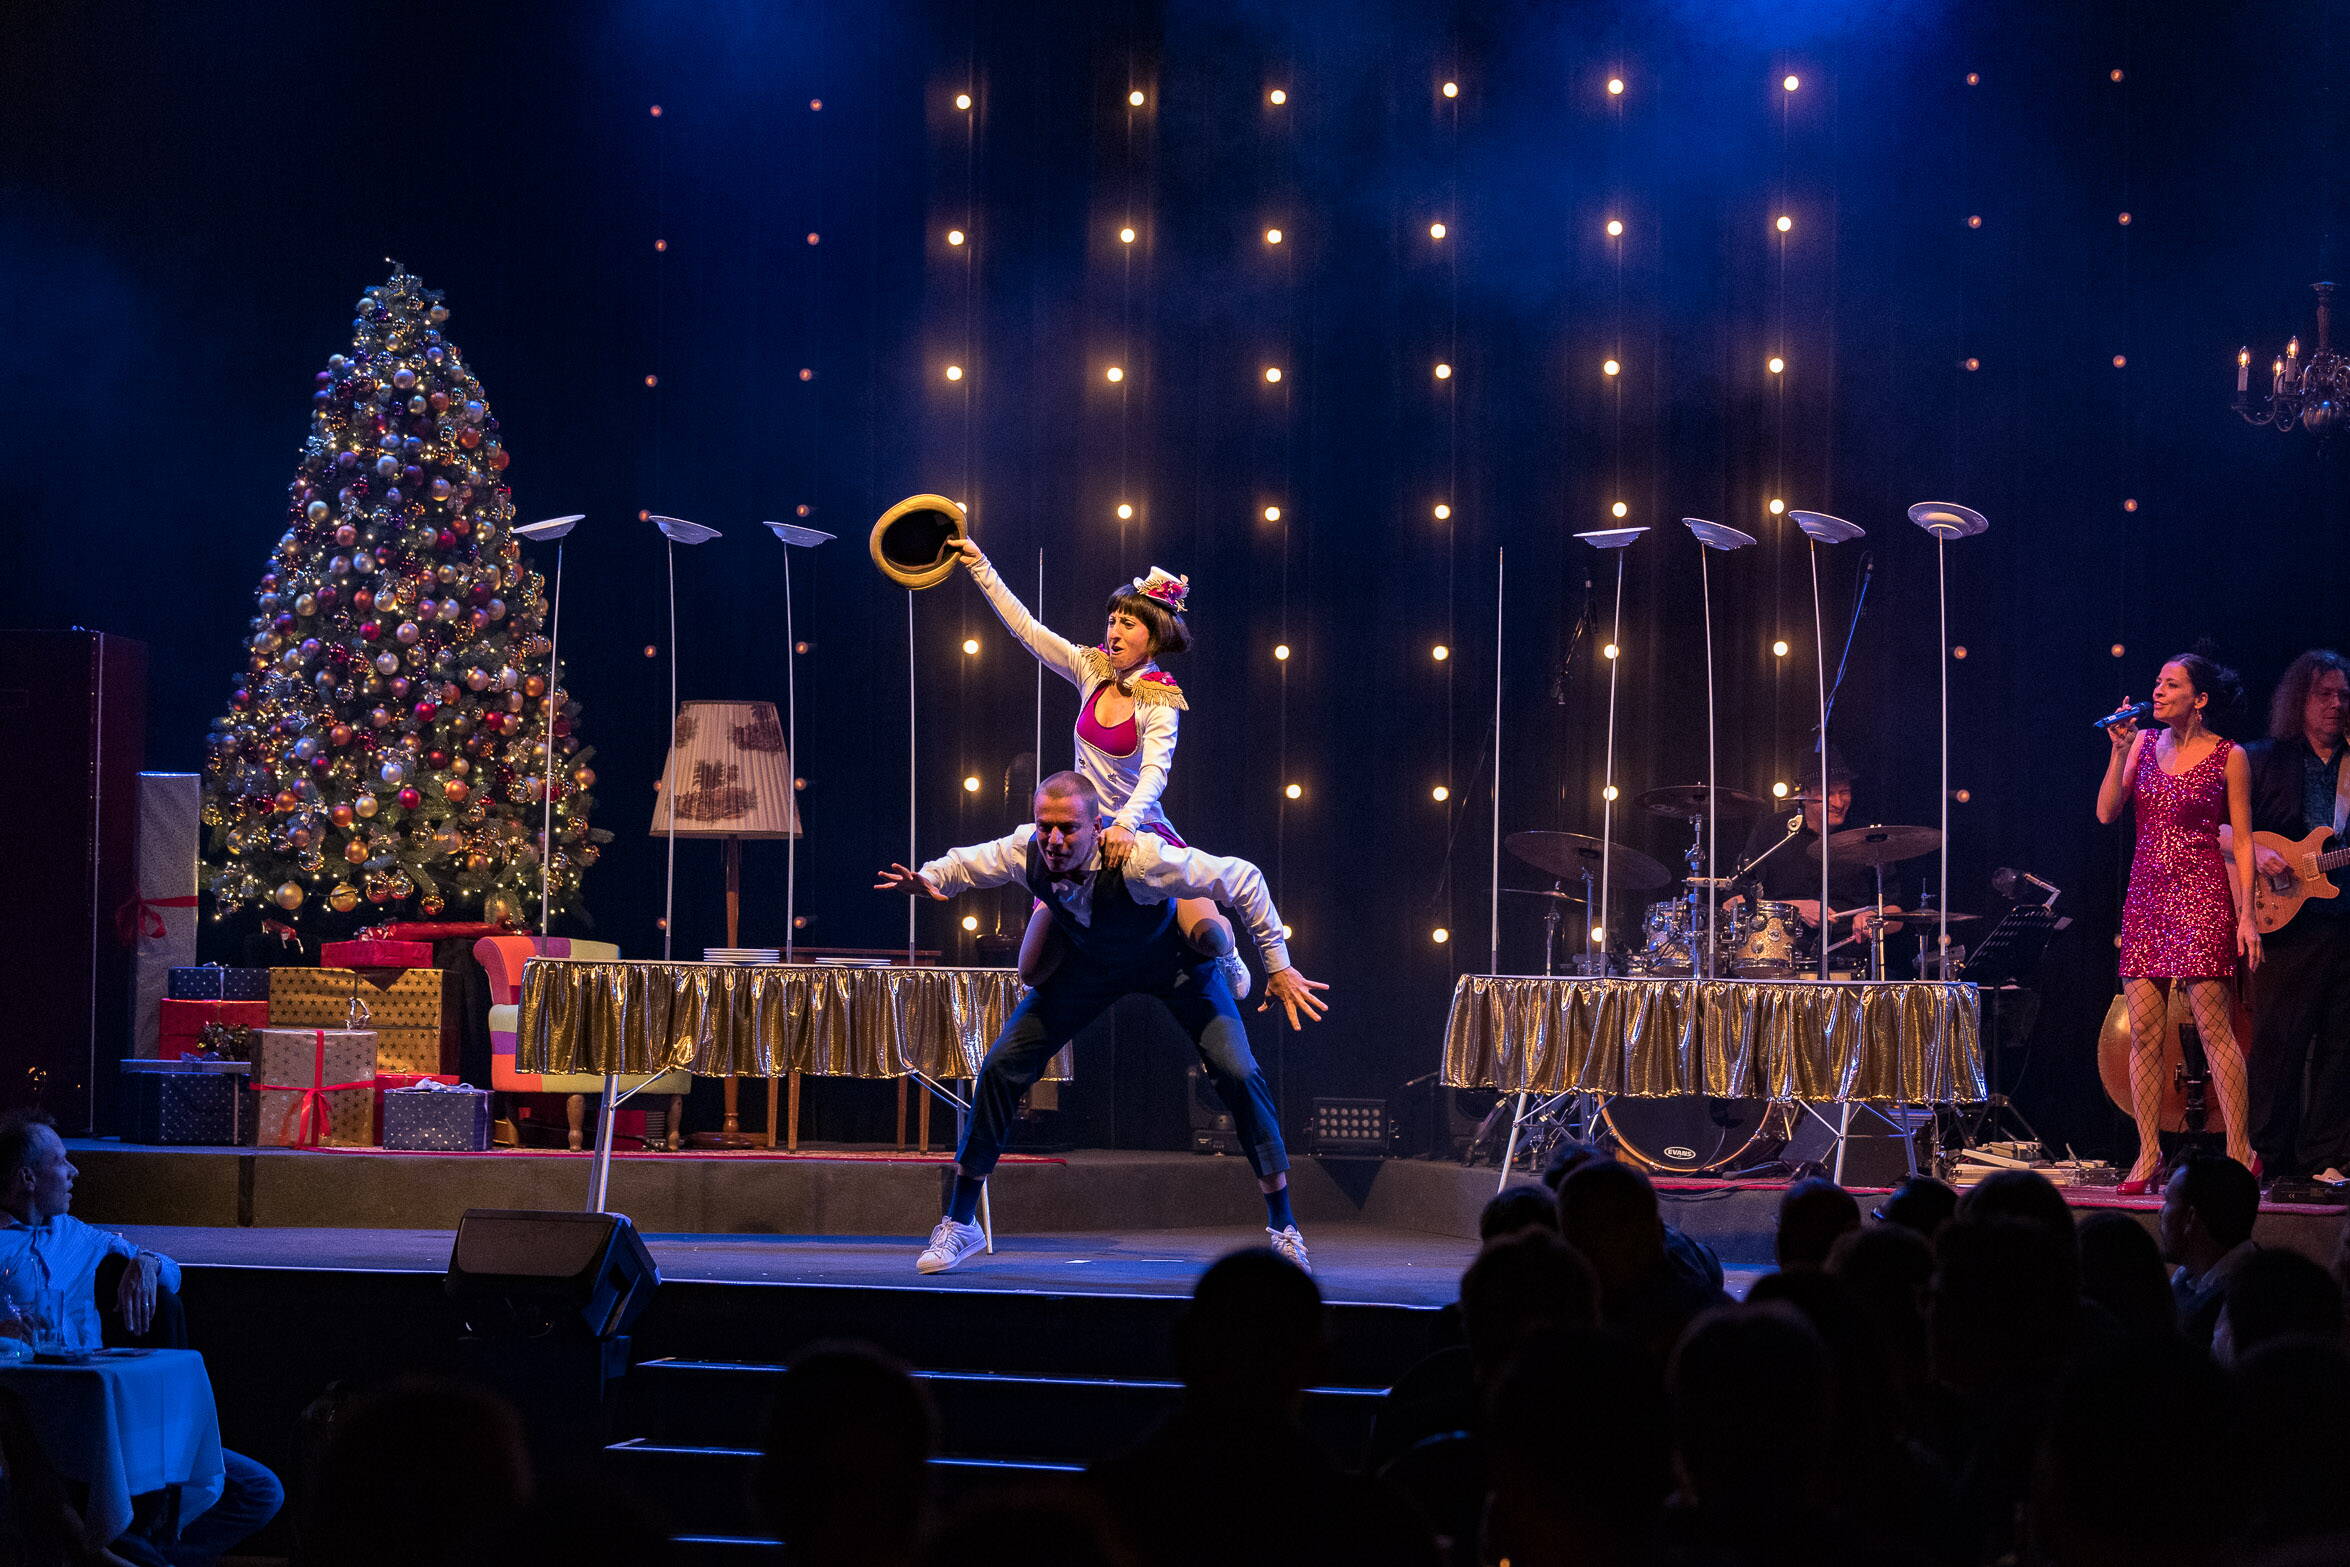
[2096,653,2262,1192]
[950,538,1247,997]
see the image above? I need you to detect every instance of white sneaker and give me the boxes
[1266,1224,1311,1274]
[916,1216,986,1274]
[1216,949,1252,1000]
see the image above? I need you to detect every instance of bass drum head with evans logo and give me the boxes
[1599,1095,1791,1176]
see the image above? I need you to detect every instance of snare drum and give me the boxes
[1733,900,1808,978]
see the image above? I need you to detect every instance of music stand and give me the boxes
[1949,903,2069,1152]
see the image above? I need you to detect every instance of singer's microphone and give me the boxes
[2092,699,2154,732]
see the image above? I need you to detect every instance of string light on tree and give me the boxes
[200,265,603,926]
[1119,226,1137,245]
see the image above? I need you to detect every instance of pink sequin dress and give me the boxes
[2119,736,2239,979]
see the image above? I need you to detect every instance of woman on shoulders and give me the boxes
[2096,652,2262,1191]
[953,539,1246,995]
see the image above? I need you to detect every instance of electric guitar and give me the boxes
[2247,826,2350,934]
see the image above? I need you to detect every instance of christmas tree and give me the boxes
[201,265,605,928]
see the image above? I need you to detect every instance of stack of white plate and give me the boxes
[812,956,892,968]
[703,947,782,965]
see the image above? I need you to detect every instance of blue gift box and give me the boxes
[119,1058,251,1146]
[166,966,271,1002]
[380,1084,492,1151]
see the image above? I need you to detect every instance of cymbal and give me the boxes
[1500,886,1587,906]
[1639,783,1768,819]
[1808,824,1944,866]
[1504,830,1672,891]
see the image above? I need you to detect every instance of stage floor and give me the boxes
[116,1220,1483,1306]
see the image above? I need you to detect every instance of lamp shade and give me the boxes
[649,701,801,839]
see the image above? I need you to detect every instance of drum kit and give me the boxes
[1503,786,1979,982]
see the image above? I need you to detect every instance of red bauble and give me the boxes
[414,700,438,722]
[426,748,449,768]
[451,517,471,537]
[353,589,374,613]
[396,787,422,810]
[442,779,470,805]
[360,621,381,640]
[488,448,510,471]
[435,531,454,551]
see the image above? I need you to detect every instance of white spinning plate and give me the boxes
[1574,527,1649,549]
[1907,501,1988,538]
[515,514,584,540]
[651,514,722,545]
[1683,518,1757,551]
[764,522,836,547]
[1789,510,1865,544]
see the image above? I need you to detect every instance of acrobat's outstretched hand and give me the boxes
[874,863,948,900]
[1258,966,1330,1030]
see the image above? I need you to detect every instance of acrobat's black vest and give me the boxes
[1023,842,1179,970]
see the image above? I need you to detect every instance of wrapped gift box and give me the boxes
[381,1083,493,1151]
[166,966,272,1002]
[157,999,270,1060]
[119,1058,250,1146]
[320,939,434,970]
[128,774,202,1057]
[269,967,446,1076]
[253,1027,378,1147]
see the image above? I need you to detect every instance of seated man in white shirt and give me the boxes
[0,1110,283,1565]
[877,771,1329,1275]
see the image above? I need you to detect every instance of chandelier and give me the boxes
[2236,281,2347,435]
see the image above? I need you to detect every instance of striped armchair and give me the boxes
[476,937,692,1150]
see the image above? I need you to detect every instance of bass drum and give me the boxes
[1600,1095,1792,1176]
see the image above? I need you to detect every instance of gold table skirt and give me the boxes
[517,960,1067,1081]
[1442,975,1983,1104]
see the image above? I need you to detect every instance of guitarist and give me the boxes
[2241,650,2350,1193]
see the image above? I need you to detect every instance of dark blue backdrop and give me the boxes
[5,0,2347,1156]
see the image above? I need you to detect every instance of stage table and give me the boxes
[1441,975,1983,1104]
[516,960,1068,1148]
[0,1347,225,1549]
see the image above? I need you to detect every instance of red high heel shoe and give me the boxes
[2118,1161,2162,1197]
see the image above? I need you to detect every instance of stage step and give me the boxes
[603,1439,1086,1536]
[669,1535,785,1564]
[628,1356,1387,1461]
[636,1278,1441,1387]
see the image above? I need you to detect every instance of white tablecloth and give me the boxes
[0,1348,224,1546]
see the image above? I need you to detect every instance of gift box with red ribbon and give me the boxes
[320,939,435,970]
[253,1027,378,1147]
[157,999,270,1060]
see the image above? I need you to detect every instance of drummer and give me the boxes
[1735,749,1903,942]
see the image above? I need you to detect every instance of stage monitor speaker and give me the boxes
[1784,1107,1932,1189]
[0,631,147,1132]
[445,1209,659,1340]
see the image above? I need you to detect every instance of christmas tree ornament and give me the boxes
[200,265,607,928]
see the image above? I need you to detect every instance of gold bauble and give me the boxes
[272,880,305,911]
[354,792,379,818]
[482,889,523,927]
[327,882,361,913]
[344,838,370,864]
[572,766,597,791]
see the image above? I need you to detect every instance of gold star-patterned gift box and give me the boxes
[252,1026,379,1147]
[268,967,447,1076]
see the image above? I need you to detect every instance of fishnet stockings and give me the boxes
[2121,976,2252,1182]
